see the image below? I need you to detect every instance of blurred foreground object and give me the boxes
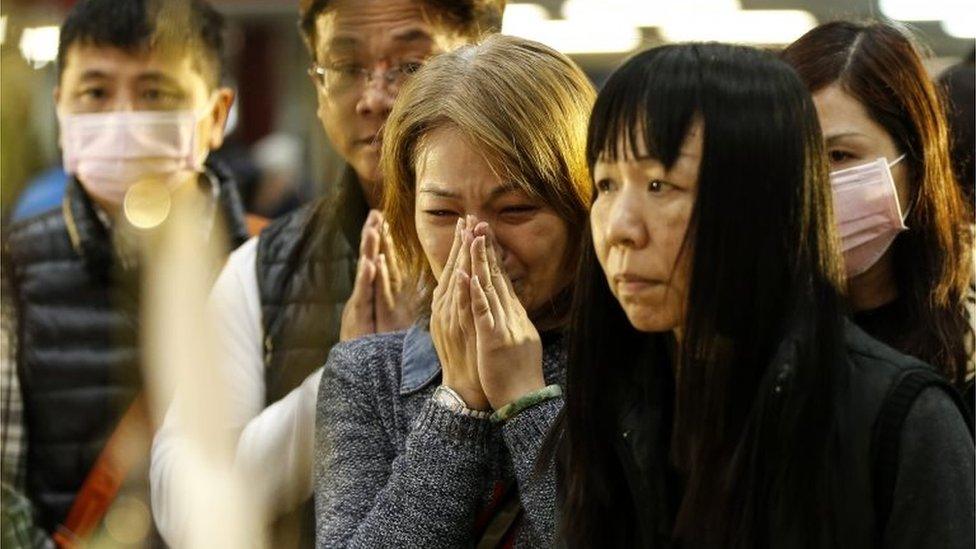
[143,189,264,548]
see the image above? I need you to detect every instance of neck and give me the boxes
[357,175,381,209]
[848,250,899,311]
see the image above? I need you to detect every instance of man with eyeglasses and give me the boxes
[150,0,505,545]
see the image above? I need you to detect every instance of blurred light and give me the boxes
[502,3,641,54]
[879,0,971,21]
[561,0,815,46]
[562,0,740,27]
[104,496,152,544]
[942,17,976,38]
[19,26,59,69]
[659,10,817,45]
[0,16,8,47]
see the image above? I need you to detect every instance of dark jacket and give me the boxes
[256,167,367,404]
[614,321,975,548]
[253,167,367,546]
[5,166,249,534]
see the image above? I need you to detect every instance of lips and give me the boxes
[355,135,382,150]
[613,273,661,294]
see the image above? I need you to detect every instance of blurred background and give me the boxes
[2,0,974,224]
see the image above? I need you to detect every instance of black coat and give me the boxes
[613,321,974,548]
[6,165,249,533]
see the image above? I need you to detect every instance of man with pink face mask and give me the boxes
[2,0,249,543]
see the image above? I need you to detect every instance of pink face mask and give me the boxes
[58,106,212,206]
[830,154,908,278]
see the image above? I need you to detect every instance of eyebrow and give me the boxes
[78,70,110,81]
[392,28,433,44]
[326,27,433,54]
[825,131,869,142]
[327,35,361,52]
[135,72,183,87]
[418,183,522,200]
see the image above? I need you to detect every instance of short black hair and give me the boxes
[298,0,505,60]
[57,0,225,88]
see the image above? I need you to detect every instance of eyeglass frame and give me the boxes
[307,61,424,96]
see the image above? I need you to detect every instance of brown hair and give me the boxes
[782,21,973,386]
[298,0,505,59]
[381,34,595,310]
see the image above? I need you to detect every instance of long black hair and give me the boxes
[556,43,854,547]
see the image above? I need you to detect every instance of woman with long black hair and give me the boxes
[556,43,974,548]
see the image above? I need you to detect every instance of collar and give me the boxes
[399,321,442,395]
[64,161,248,273]
[396,321,569,396]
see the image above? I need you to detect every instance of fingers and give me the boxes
[341,257,376,340]
[456,270,474,335]
[350,255,376,303]
[379,221,403,295]
[474,222,515,304]
[360,212,381,261]
[433,218,465,302]
[471,235,504,327]
[374,253,396,317]
[470,274,495,333]
[453,224,475,335]
[456,219,473,279]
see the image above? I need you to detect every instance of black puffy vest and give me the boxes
[6,166,249,533]
[252,168,365,547]
[255,168,366,404]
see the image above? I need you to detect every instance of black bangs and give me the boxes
[586,45,702,171]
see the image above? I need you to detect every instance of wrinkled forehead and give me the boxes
[414,126,533,202]
[313,0,449,61]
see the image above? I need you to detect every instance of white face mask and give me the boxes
[58,103,214,206]
[829,154,908,278]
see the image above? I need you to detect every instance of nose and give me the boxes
[355,79,395,118]
[604,192,648,250]
[110,90,137,112]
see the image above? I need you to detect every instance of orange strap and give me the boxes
[53,395,150,549]
[245,213,270,237]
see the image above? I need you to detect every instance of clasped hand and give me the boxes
[340,210,416,341]
[430,216,545,412]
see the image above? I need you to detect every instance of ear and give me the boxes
[206,87,236,150]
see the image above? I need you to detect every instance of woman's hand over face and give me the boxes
[431,216,490,411]
[466,222,545,410]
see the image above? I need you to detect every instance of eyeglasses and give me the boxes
[308,61,424,96]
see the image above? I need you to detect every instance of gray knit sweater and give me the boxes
[314,324,564,548]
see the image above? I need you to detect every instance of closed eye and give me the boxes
[423,209,458,218]
[500,205,538,215]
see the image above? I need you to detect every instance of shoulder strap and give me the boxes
[872,367,975,533]
[52,394,150,549]
[245,213,270,238]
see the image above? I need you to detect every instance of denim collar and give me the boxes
[399,322,442,395]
